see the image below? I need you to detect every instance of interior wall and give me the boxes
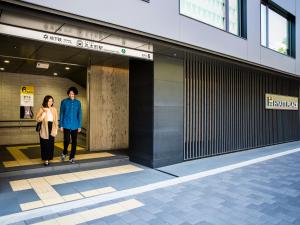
[89,65,129,151]
[0,72,87,145]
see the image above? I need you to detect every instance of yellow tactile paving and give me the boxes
[2,143,114,168]
[2,161,20,167]
[32,199,144,225]
[72,152,114,159]
[43,175,66,186]
[20,200,44,211]
[80,187,116,197]
[29,180,64,208]
[42,198,65,206]
[3,145,42,167]
[59,173,80,183]
[62,193,83,202]
[54,142,85,151]
[10,180,32,191]
[9,164,142,211]
[73,171,95,181]
[19,186,117,211]
[6,146,32,160]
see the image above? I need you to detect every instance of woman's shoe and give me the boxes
[44,161,49,166]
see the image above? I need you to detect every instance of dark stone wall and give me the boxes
[129,59,154,167]
[153,55,184,167]
[129,55,184,168]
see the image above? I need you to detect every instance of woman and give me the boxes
[36,95,58,166]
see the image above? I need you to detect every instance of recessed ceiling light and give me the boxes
[53,72,58,76]
[4,60,10,64]
[0,67,5,71]
[65,66,70,70]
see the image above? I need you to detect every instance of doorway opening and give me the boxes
[0,34,131,172]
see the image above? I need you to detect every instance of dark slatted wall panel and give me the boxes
[184,53,300,160]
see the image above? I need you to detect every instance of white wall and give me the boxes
[20,0,300,76]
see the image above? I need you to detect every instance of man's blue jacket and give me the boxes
[59,98,82,130]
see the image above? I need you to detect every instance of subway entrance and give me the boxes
[0,31,151,172]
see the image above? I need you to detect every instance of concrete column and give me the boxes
[88,65,129,151]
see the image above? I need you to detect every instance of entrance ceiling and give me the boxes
[0,34,132,87]
[0,34,184,88]
[0,3,184,87]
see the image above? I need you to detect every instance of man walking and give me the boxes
[60,86,82,163]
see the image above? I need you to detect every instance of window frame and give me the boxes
[179,0,247,38]
[260,0,295,58]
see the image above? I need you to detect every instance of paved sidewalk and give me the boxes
[1,142,300,225]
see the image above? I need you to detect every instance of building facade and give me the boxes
[0,0,299,168]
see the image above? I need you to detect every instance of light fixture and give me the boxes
[4,60,10,64]
[36,62,50,69]
[65,66,70,70]
[53,72,58,76]
[0,67,5,71]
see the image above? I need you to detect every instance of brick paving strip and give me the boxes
[1,147,300,225]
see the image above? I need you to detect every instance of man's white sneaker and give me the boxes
[60,153,66,161]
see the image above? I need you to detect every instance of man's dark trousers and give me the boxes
[63,129,78,160]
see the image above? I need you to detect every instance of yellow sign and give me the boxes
[265,93,298,110]
[20,86,34,94]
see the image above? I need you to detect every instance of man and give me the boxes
[59,87,82,163]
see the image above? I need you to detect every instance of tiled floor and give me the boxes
[1,142,300,225]
[0,143,123,170]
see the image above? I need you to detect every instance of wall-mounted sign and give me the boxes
[20,86,34,119]
[0,24,153,61]
[20,86,34,106]
[265,93,298,110]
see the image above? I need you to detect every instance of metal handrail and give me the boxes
[0,120,87,135]
[0,120,36,122]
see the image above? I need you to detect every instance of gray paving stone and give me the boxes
[2,143,300,225]
[87,220,108,225]
[24,217,44,225]
[7,222,26,225]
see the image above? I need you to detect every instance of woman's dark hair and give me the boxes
[67,86,78,95]
[42,95,54,108]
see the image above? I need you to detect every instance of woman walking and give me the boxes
[36,95,58,166]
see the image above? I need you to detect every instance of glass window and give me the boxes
[261,4,267,47]
[180,0,226,30]
[260,1,295,57]
[180,0,245,37]
[268,10,288,54]
[228,0,239,35]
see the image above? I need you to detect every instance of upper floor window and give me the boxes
[179,0,247,38]
[261,0,295,57]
